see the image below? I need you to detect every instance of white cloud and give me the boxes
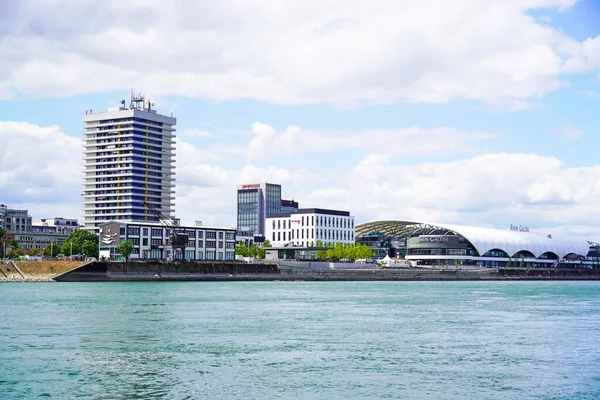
[245,123,498,160]
[0,0,598,108]
[551,125,584,140]
[182,129,216,139]
[0,121,81,213]
[3,120,600,240]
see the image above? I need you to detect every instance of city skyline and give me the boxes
[1,0,600,239]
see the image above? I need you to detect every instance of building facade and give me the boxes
[236,182,282,236]
[281,199,299,214]
[356,220,596,268]
[0,204,32,233]
[35,218,80,235]
[266,208,355,247]
[82,94,176,232]
[98,221,236,261]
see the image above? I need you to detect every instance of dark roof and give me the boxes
[270,208,350,218]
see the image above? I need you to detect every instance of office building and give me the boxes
[236,182,282,236]
[82,93,176,232]
[35,217,80,235]
[266,208,355,247]
[98,221,236,261]
[0,204,32,233]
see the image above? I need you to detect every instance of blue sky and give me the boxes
[1,0,599,239]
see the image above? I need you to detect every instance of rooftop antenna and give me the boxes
[129,88,145,110]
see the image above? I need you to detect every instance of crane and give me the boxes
[143,201,189,261]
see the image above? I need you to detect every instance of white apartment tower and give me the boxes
[82,93,176,231]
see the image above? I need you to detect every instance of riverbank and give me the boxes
[2,260,599,282]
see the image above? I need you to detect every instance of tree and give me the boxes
[62,241,74,256]
[82,241,99,258]
[29,248,42,257]
[65,230,99,255]
[262,239,272,248]
[236,242,250,257]
[8,248,24,259]
[249,243,265,259]
[116,240,134,262]
[44,243,60,257]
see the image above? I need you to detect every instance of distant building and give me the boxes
[98,220,236,261]
[0,204,32,233]
[266,208,355,247]
[281,199,299,214]
[236,182,282,236]
[82,93,176,232]
[0,205,80,253]
[34,218,80,235]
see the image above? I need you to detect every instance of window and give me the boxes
[151,228,162,237]
[218,232,224,240]
[283,220,286,229]
[187,239,195,247]
[226,242,235,249]
[278,220,281,229]
[302,216,304,226]
[143,228,148,236]
[197,231,204,239]
[197,251,204,260]
[206,251,216,260]
[143,238,148,246]
[273,220,275,229]
[226,232,235,240]
[311,216,314,226]
[278,232,281,241]
[218,252,224,260]
[198,240,204,248]
[206,231,216,239]
[273,232,275,241]
[206,240,216,248]
[283,232,286,241]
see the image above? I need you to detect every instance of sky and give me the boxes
[0,0,599,239]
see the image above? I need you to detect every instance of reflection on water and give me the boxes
[1,281,600,399]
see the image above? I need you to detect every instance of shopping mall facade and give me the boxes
[356,220,600,268]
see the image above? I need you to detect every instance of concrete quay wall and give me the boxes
[48,261,600,282]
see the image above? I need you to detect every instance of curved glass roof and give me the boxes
[356,220,590,258]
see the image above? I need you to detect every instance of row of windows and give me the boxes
[127,227,234,240]
[131,237,227,249]
[271,216,353,230]
[272,229,355,242]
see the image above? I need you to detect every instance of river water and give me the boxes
[1,281,599,399]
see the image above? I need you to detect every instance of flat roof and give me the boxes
[98,220,235,231]
[270,208,351,218]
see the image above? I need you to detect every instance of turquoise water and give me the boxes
[1,281,599,399]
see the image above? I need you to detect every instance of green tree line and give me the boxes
[315,241,374,261]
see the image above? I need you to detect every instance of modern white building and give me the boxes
[98,220,236,261]
[356,220,597,268]
[266,208,355,247]
[82,93,176,232]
